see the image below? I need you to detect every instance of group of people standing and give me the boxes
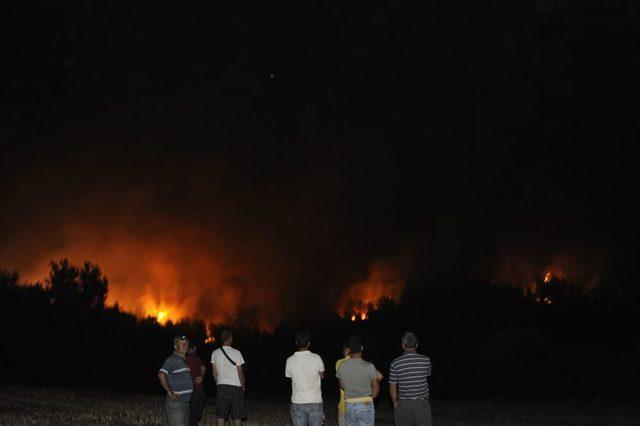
[287,330,431,426]
[158,329,431,426]
[158,330,245,426]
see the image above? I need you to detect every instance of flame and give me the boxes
[204,324,216,344]
[348,308,370,322]
[338,256,408,321]
[544,271,553,283]
[144,302,183,325]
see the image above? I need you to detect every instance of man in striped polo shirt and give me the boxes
[388,332,432,426]
[158,335,194,426]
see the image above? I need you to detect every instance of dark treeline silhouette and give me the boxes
[1,259,639,401]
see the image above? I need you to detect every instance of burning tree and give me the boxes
[527,272,582,305]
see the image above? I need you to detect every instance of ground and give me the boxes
[0,386,637,425]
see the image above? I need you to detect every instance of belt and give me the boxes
[345,396,373,403]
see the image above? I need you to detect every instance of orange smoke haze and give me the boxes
[4,220,283,330]
[338,255,410,321]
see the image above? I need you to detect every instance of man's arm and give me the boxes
[319,357,325,379]
[237,365,246,392]
[375,368,384,381]
[339,378,345,390]
[389,383,399,408]
[371,378,380,399]
[158,371,178,400]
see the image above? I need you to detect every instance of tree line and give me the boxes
[1,259,639,399]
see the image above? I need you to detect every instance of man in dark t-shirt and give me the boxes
[389,331,432,426]
[187,344,206,426]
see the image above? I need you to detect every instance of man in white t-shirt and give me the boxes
[285,329,325,426]
[211,329,246,426]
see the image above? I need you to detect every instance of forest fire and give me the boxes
[6,222,284,331]
[338,256,408,321]
[528,270,565,302]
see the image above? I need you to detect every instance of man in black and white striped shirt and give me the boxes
[388,332,432,426]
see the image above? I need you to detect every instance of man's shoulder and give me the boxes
[392,352,430,364]
[225,346,242,355]
[162,353,185,370]
[166,353,181,363]
[335,356,348,369]
[309,351,322,360]
[390,354,406,365]
[286,353,297,363]
[340,357,358,369]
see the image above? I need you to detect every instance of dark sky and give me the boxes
[0,1,637,321]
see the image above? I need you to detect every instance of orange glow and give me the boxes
[338,256,408,321]
[143,299,185,325]
[11,221,282,331]
[155,311,168,324]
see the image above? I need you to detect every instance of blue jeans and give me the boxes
[165,399,189,426]
[291,403,324,426]
[345,401,375,426]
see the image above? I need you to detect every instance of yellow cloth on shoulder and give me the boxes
[335,356,350,412]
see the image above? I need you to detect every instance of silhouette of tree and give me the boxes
[47,259,108,310]
[0,269,19,290]
[48,259,81,308]
[79,261,108,309]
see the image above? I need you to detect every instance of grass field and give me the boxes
[0,386,638,425]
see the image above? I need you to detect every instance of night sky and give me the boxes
[1,1,637,323]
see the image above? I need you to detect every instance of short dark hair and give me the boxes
[342,337,351,350]
[402,331,418,349]
[348,335,363,354]
[220,329,233,343]
[295,330,311,348]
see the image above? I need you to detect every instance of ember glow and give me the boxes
[205,324,216,344]
[338,256,409,321]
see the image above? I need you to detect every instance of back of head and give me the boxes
[348,335,363,355]
[295,329,311,349]
[402,331,418,349]
[220,329,233,345]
